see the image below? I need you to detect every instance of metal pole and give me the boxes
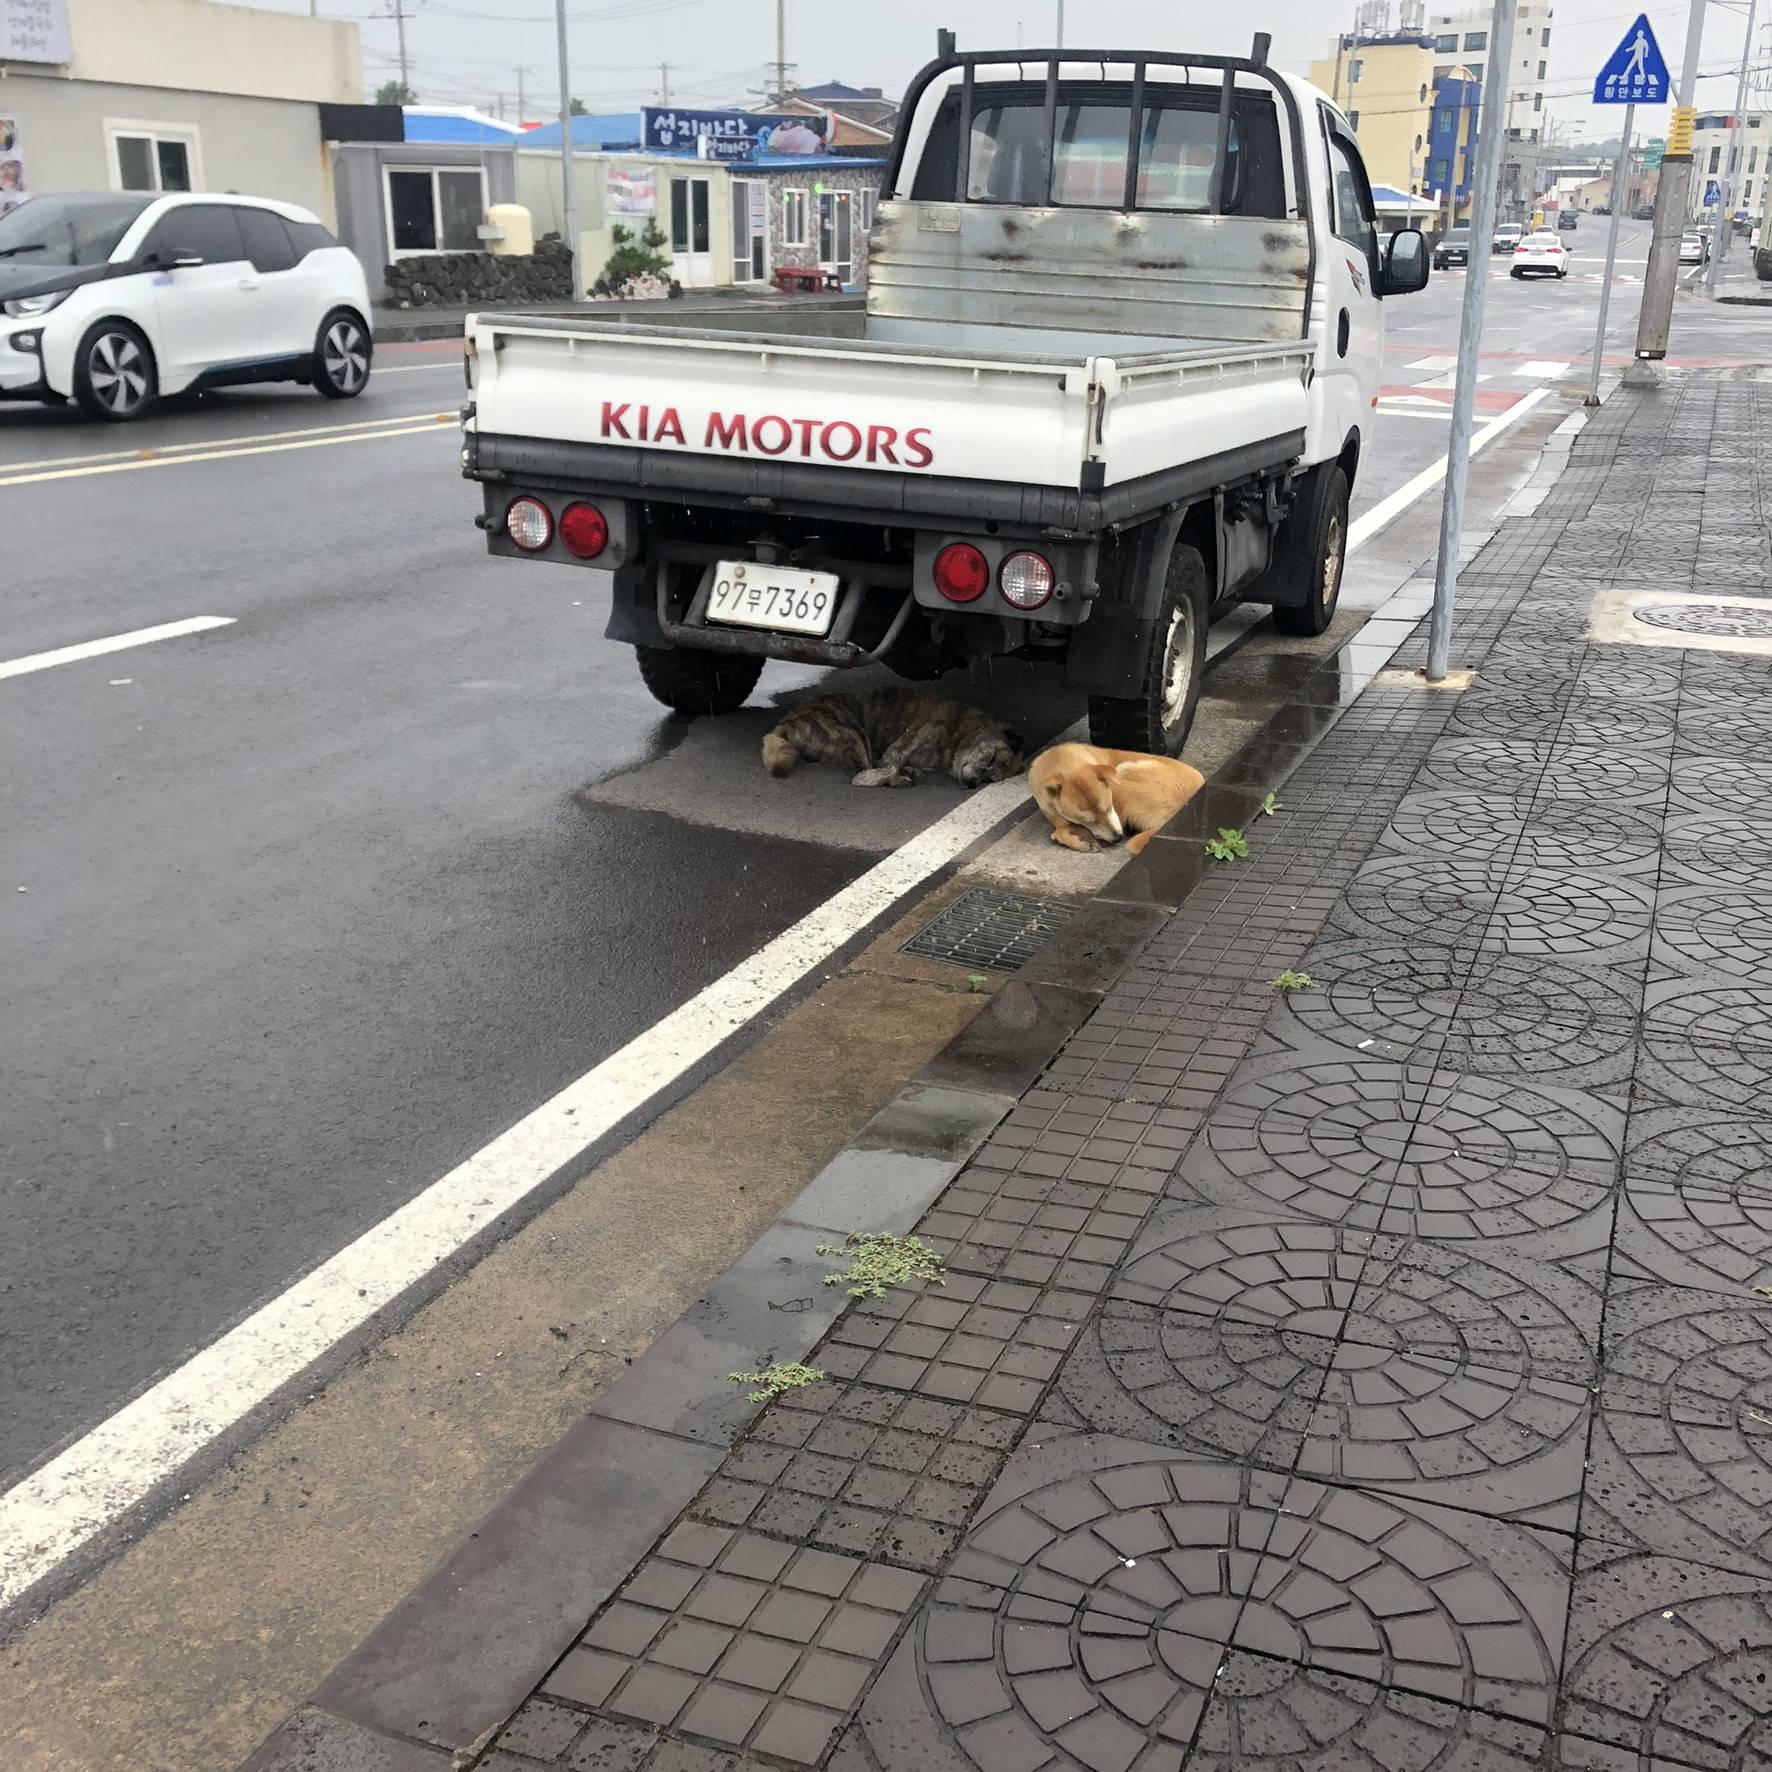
[1426,0,1519,683]
[775,0,787,104]
[1586,103,1634,406]
[554,0,580,300]
[1706,0,1757,295]
[1055,0,1064,49]
[1632,0,1707,364]
[394,0,410,99]
[516,66,526,123]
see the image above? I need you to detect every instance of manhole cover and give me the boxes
[1633,603,1772,639]
[900,886,1076,973]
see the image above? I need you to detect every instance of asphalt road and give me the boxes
[0,225,1742,1493]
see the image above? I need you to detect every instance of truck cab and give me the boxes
[464,39,1426,756]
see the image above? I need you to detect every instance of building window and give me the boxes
[386,166,485,255]
[1435,107,1453,131]
[1746,180,1755,205]
[1538,60,1547,78]
[105,121,200,193]
[1432,157,1449,184]
[1533,94,1542,112]
[1349,109,1360,128]
[1709,145,1722,173]
[1541,25,1551,45]
[1349,57,1363,82]
[1434,33,1458,51]
[1750,147,1760,173]
[1435,62,1454,79]
[1420,83,1429,102]
[1464,30,1487,49]
[1415,133,1425,152]
[782,187,808,246]
[858,187,876,233]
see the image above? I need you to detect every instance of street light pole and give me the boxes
[1631,0,1707,368]
[554,0,580,300]
[1586,102,1635,405]
[1706,0,1758,294]
[1426,0,1519,683]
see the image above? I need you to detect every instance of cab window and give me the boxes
[1325,129,1377,263]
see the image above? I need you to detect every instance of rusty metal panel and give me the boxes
[865,200,1310,345]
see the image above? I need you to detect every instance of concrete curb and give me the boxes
[233,562,1485,1770]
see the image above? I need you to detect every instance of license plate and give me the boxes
[706,562,840,637]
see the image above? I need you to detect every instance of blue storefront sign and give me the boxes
[639,106,832,162]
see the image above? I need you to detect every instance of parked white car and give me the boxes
[1679,231,1708,266]
[1511,230,1571,278]
[0,192,373,422]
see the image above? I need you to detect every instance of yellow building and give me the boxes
[1308,31,1436,197]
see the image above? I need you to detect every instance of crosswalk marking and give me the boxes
[1406,355,1459,371]
[1419,370,1494,390]
[1516,360,1574,379]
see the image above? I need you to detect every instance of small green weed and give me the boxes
[966,973,990,993]
[1259,791,1282,818]
[1204,827,1250,862]
[727,1362,827,1404]
[1271,969,1316,992]
[818,1231,946,1299]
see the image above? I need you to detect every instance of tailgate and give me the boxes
[467,317,1097,490]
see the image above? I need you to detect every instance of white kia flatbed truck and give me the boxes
[463,37,1428,755]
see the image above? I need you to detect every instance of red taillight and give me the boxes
[505,495,553,551]
[1514,244,1529,254]
[560,501,609,560]
[998,550,1055,610]
[933,541,989,603]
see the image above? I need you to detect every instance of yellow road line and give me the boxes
[0,409,456,477]
[0,418,456,488]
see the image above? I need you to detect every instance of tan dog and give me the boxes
[1029,743,1206,854]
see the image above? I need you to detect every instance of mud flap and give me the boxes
[603,563,666,646]
[1062,508,1185,697]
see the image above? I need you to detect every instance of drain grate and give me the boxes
[901,886,1077,974]
[1632,603,1772,639]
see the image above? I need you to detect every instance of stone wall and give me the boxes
[382,235,571,308]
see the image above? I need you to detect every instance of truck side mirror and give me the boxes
[1380,228,1429,296]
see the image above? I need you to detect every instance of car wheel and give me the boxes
[634,644,764,716]
[314,311,372,399]
[72,321,158,423]
[1558,266,1568,278]
[1510,268,1523,278]
[1086,538,1208,757]
[1270,464,1349,640]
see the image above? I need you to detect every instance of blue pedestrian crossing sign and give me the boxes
[1594,14,1670,103]
[1704,179,1722,205]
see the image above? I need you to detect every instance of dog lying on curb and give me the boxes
[1029,742,1206,854]
[761,689,1024,789]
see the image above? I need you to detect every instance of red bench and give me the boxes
[772,265,842,293]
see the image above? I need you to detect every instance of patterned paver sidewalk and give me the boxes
[478,374,1772,1772]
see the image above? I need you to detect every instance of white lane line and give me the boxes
[1349,385,1554,554]
[0,616,234,682]
[0,385,1550,1608]
[371,362,464,374]
[0,409,455,477]
[0,419,452,489]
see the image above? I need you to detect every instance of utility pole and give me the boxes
[1055,0,1064,49]
[554,0,580,300]
[516,66,527,124]
[1426,0,1518,683]
[659,62,671,104]
[1586,102,1635,405]
[774,0,788,105]
[1631,0,1707,371]
[1706,0,1758,294]
[393,0,410,100]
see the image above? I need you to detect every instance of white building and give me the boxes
[1429,1,1555,143]
[0,0,362,224]
[1690,111,1770,219]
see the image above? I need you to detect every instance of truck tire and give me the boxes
[1087,541,1208,757]
[633,644,764,716]
[1268,464,1349,638]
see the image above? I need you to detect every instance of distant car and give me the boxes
[1594,204,1611,216]
[1493,222,1525,254]
[1680,232,1708,265]
[1433,226,1473,270]
[1556,208,1579,231]
[1757,243,1772,280]
[1634,204,1655,220]
[0,190,372,422]
[1511,231,1571,278]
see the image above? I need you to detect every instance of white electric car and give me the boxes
[0,192,373,422]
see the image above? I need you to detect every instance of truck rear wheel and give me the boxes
[634,644,764,715]
[1087,541,1208,757]
[1268,464,1349,638]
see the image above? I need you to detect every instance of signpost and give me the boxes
[1585,15,1670,406]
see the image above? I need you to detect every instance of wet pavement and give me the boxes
[430,371,1772,1772]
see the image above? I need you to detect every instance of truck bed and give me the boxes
[465,312,1313,514]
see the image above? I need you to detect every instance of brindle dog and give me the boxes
[761,688,1024,789]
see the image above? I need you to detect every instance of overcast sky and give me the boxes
[253,0,1768,144]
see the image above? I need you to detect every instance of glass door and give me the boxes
[668,175,714,286]
[817,189,853,283]
[730,178,766,283]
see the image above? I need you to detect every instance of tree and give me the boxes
[570,97,589,115]
[598,220,670,292]
[376,79,415,105]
